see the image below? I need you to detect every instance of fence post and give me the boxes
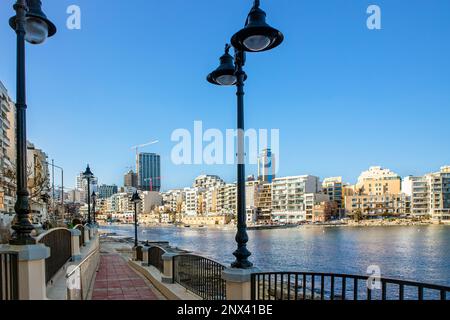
[161,253,178,284]
[142,247,149,266]
[84,226,91,245]
[222,267,259,301]
[0,244,50,300]
[70,229,82,261]
[133,246,143,261]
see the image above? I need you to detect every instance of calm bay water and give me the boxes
[101,225,450,286]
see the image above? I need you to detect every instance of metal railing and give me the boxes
[148,246,165,273]
[36,228,72,284]
[173,254,226,300]
[251,272,450,301]
[74,225,85,247]
[66,247,100,300]
[0,252,18,300]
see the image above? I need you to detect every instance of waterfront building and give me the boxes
[0,81,16,214]
[428,166,450,222]
[217,184,237,215]
[402,176,429,216]
[322,177,344,216]
[258,148,276,183]
[344,193,410,219]
[162,189,185,214]
[98,184,118,199]
[271,175,320,223]
[403,167,450,221]
[137,153,161,192]
[312,201,339,223]
[255,183,272,222]
[124,170,138,188]
[356,166,402,196]
[184,188,203,216]
[304,193,332,221]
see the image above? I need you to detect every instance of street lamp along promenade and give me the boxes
[207,0,283,269]
[9,0,57,245]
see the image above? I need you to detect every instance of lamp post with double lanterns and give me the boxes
[82,165,94,225]
[8,0,56,245]
[207,0,283,269]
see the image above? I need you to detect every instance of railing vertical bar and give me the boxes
[302,274,306,300]
[311,275,315,300]
[287,273,291,301]
[382,281,387,300]
[280,274,284,300]
[262,273,265,301]
[418,286,424,301]
[399,284,404,301]
[321,275,325,300]
[440,290,446,301]
[341,277,346,300]
[354,278,358,301]
[294,273,298,301]
[367,287,372,301]
[330,275,335,301]
[275,273,278,300]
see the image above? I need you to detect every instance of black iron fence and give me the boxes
[37,228,72,284]
[173,254,226,300]
[75,225,85,247]
[251,272,450,301]
[148,246,165,273]
[0,252,19,300]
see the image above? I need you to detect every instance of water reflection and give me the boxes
[101,225,450,286]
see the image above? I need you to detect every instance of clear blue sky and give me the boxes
[1,0,449,190]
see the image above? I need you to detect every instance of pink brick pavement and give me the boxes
[91,254,164,300]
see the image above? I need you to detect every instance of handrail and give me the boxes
[66,247,99,279]
[66,247,100,300]
[34,227,70,243]
[252,271,450,292]
[251,271,450,300]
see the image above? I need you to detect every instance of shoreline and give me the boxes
[98,220,447,230]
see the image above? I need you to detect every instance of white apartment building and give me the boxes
[271,175,320,223]
[162,189,185,213]
[402,176,429,216]
[402,166,450,221]
[193,175,225,189]
[184,188,203,216]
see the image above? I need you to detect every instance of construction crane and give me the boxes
[130,140,159,173]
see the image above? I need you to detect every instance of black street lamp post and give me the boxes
[82,165,94,225]
[9,0,56,245]
[92,191,97,225]
[207,0,283,269]
[131,191,141,247]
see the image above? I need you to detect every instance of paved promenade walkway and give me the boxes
[92,253,165,300]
